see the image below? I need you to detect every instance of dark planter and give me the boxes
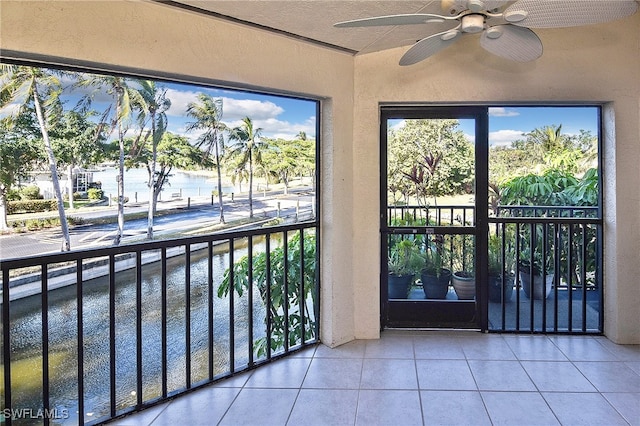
[388,273,414,299]
[488,273,514,303]
[519,269,554,300]
[420,268,451,299]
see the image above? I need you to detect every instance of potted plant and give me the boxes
[451,236,475,300]
[488,233,515,303]
[420,240,451,299]
[387,238,422,299]
[518,247,554,300]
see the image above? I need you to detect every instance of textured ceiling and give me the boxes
[168,1,466,54]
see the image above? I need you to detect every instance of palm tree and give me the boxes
[0,65,71,251]
[526,124,566,153]
[185,94,226,223]
[228,117,267,218]
[133,80,171,239]
[78,75,143,245]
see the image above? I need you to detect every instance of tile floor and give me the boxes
[109,330,640,425]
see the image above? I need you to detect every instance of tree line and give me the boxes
[388,119,598,209]
[0,65,315,250]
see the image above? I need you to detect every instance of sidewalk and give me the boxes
[0,187,315,260]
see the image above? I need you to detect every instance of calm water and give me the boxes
[4,240,269,424]
[91,168,235,203]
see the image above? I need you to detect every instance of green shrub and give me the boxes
[63,192,83,201]
[25,219,42,231]
[19,185,43,200]
[7,199,57,214]
[88,188,104,200]
[6,189,21,201]
[67,216,83,225]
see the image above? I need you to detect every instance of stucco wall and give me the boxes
[0,0,356,347]
[352,14,640,343]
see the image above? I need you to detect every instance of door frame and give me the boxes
[380,105,489,330]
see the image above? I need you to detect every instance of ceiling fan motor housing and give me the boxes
[461,14,485,33]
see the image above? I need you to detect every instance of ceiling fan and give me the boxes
[334,0,638,64]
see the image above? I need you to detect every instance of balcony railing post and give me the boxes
[283,230,289,352]
[299,228,306,346]
[228,239,235,373]
[248,236,254,367]
[208,242,214,381]
[41,263,50,426]
[265,235,272,360]
[109,254,116,418]
[161,247,168,398]
[136,251,143,406]
[76,259,84,426]
[185,244,191,388]
[2,268,10,426]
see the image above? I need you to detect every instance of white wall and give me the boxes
[2,1,638,344]
[352,14,640,343]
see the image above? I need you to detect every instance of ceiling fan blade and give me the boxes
[334,13,449,28]
[399,31,461,66]
[484,0,511,11]
[504,0,638,28]
[480,25,543,62]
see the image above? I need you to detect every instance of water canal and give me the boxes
[4,239,269,424]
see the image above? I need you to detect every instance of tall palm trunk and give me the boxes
[214,133,225,223]
[67,164,75,210]
[114,89,125,246]
[248,148,254,218]
[115,122,125,245]
[147,114,156,239]
[33,85,70,251]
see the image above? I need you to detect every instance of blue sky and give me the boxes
[483,106,597,146]
[2,66,598,147]
[159,82,317,141]
[390,106,598,147]
[0,72,318,142]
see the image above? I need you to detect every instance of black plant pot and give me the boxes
[488,273,514,303]
[420,268,451,299]
[388,273,414,299]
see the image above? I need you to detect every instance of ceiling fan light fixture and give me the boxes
[504,10,528,23]
[441,29,460,41]
[467,0,485,13]
[461,14,485,33]
[485,26,503,39]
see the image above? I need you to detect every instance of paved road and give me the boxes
[0,189,314,260]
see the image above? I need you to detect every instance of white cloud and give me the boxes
[489,129,525,147]
[165,88,284,122]
[464,132,475,144]
[489,107,520,117]
[223,115,316,140]
[164,88,313,140]
[164,88,199,117]
[222,98,284,121]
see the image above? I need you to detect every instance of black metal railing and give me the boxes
[488,216,602,333]
[0,222,319,425]
[386,204,602,333]
[388,204,475,227]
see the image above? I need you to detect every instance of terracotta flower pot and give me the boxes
[452,271,475,300]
